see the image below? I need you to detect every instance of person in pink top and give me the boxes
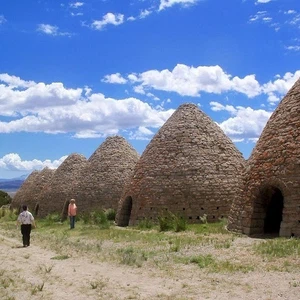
[68,199,77,229]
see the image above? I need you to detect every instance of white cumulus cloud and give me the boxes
[102,73,127,84]
[126,64,261,98]
[262,71,300,103]
[255,0,272,4]
[285,45,300,52]
[139,9,152,19]
[70,2,84,8]
[120,65,299,101]
[210,102,272,142]
[37,24,71,37]
[0,74,174,136]
[159,0,198,11]
[128,126,155,140]
[91,13,124,30]
[0,153,67,171]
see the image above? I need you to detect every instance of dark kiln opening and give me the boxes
[118,196,133,227]
[250,186,284,236]
[34,203,39,217]
[263,188,283,235]
[61,199,70,221]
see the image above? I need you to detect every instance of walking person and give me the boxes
[68,198,77,229]
[16,205,36,247]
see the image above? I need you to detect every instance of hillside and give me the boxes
[0,180,24,191]
[0,176,26,196]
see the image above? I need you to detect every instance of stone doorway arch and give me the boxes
[34,203,39,217]
[117,196,133,227]
[263,187,283,234]
[251,185,284,236]
[61,199,70,222]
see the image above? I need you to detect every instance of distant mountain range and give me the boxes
[0,175,27,192]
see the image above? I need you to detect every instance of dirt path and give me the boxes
[1,229,300,299]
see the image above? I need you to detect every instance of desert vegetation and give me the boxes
[0,207,300,299]
[0,190,12,208]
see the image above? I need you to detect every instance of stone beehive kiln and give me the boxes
[228,78,300,237]
[116,103,245,226]
[76,136,139,213]
[11,167,55,213]
[11,170,40,211]
[37,153,87,218]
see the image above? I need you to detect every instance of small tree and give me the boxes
[0,190,12,207]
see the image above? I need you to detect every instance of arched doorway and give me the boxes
[263,188,283,235]
[251,186,284,236]
[34,203,39,217]
[61,199,70,222]
[117,196,132,227]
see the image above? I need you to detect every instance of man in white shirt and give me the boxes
[17,205,36,247]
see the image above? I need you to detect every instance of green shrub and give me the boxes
[118,247,147,267]
[188,218,228,234]
[188,254,253,273]
[254,238,300,258]
[173,214,187,232]
[158,211,174,232]
[51,255,69,260]
[78,211,110,228]
[0,208,6,218]
[137,218,154,230]
[0,208,18,221]
[80,212,90,224]
[158,211,187,232]
[105,208,116,221]
[169,238,181,252]
[90,211,110,229]
[190,254,215,268]
[0,190,12,207]
[43,213,61,225]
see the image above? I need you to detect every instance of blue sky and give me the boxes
[0,0,299,179]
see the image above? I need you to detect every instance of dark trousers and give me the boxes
[70,216,76,229]
[21,224,32,246]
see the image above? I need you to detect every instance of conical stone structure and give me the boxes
[11,170,40,211]
[76,136,139,213]
[37,153,87,218]
[116,103,245,226]
[11,167,55,214]
[228,78,300,237]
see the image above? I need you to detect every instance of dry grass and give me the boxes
[0,213,300,299]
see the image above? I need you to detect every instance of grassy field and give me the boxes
[1,208,300,299]
[1,208,300,272]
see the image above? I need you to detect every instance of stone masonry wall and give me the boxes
[228,78,300,237]
[76,136,139,214]
[38,153,87,218]
[11,168,55,214]
[117,103,245,226]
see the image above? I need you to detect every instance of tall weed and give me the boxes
[79,211,110,229]
[0,208,17,221]
[105,208,116,221]
[158,211,174,232]
[254,238,300,258]
[43,213,61,226]
[188,254,253,273]
[92,211,110,229]
[158,211,187,232]
[173,214,187,232]
[137,219,154,230]
[118,247,147,267]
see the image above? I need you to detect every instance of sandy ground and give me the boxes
[0,227,300,300]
